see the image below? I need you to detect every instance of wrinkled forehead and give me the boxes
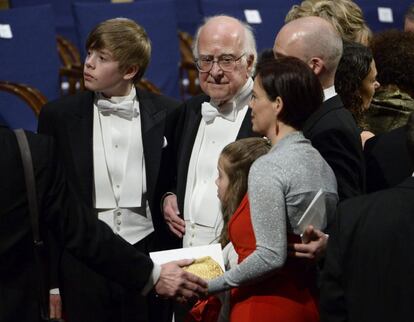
[198,23,244,55]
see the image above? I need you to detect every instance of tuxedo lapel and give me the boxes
[66,92,94,205]
[137,90,166,199]
[237,108,255,139]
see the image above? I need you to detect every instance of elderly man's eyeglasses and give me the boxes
[195,53,246,72]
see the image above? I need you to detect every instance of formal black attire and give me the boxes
[38,89,180,322]
[303,95,365,203]
[0,125,153,322]
[364,125,414,192]
[320,176,414,322]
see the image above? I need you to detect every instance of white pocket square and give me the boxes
[162,136,168,148]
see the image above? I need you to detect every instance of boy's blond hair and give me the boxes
[86,18,151,81]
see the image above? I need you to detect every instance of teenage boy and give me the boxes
[39,18,180,322]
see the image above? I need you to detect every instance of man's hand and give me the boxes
[49,293,62,319]
[163,194,185,238]
[288,225,328,261]
[155,259,208,302]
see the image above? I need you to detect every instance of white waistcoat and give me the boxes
[93,88,154,244]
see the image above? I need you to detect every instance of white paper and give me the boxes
[0,24,13,39]
[150,243,225,272]
[378,7,393,23]
[297,189,327,237]
[244,10,262,24]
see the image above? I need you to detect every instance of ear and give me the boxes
[272,96,283,116]
[123,65,139,81]
[307,57,324,76]
[246,54,255,74]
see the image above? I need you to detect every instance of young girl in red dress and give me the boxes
[186,137,270,322]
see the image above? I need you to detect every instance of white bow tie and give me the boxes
[201,101,236,123]
[96,99,138,119]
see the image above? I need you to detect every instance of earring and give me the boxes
[275,117,279,136]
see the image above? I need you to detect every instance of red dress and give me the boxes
[228,194,319,322]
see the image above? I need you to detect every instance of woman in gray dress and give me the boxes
[207,56,338,322]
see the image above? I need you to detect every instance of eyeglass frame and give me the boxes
[194,53,246,72]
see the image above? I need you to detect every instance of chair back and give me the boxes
[0,5,60,130]
[354,0,412,32]
[199,0,297,52]
[0,82,47,116]
[10,0,80,47]
[0,82,47,130]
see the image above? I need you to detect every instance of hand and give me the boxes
[288,225,328,261]
[49,293,62,319]
[163,194,185,238]
[361,130,375,148]
[155,259,208,302]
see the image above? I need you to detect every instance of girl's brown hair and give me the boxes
[218,137,271,247]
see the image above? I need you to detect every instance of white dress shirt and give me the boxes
[183,78,253,247]
[323,85,337,102]
[93,87,154,245]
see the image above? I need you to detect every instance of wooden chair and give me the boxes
[57,35,82,68]
[136,78,161,95]
[178,31,202,99]
[56,35,85,96]
[0,81,48,116]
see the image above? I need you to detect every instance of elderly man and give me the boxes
[274,16,365,204]
[163,15,257,249]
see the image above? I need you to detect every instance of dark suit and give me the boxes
[175,94,256,216]
[364,125,414,193]
[303,95,365,202]
[38,89,180,322]
[0,125,153,322]
[320,177,414,322]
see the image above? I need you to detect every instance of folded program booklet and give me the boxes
[149,243,225,279]
[296,189,328,239]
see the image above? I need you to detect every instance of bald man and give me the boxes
[161,15,258,322]
[274,16,365,204]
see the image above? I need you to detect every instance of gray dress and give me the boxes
[209,131,338,293]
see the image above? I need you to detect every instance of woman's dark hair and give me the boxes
[335,40,373,124]
[254,56,323,130]
[256,48,276,66]
[371,29,414,97]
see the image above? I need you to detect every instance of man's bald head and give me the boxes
[273,16,343,88]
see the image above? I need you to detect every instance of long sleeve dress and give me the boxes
[208,131,338,322]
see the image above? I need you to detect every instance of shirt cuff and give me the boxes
[141,263,161,296]
[49,288,60,295]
